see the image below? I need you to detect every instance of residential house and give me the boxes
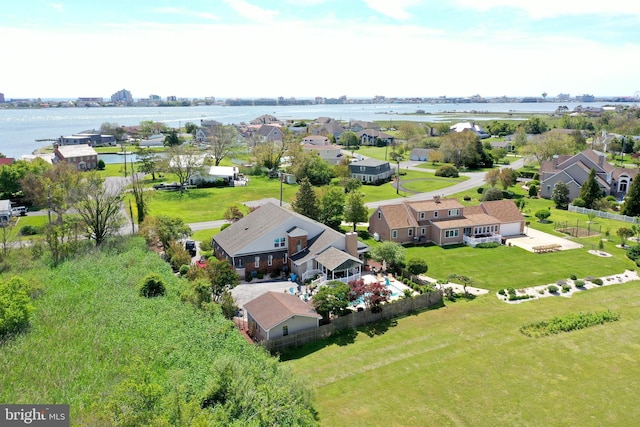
[0,158,15,167]
[254,124,284,143]
[189,166,244,186]
[349,121,380,133]
[0,199,12,223]
[348,158,393,184]
[369,198,525,247]
[539,149,637,201]
[310,117,345,140]
[409,148,434,161]
[244,291,322,341]
[53,144,98,170]
[58,133,116,146]
[450,122,490,139]
[302,136,343,165]
[251,114,280,125]
[302,135,330,146]
[212,202,369,284]
[357,129,395,146]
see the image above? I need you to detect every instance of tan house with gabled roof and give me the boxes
[369,198,524,247]
[244,291,322,341]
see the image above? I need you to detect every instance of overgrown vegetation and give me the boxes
[520,310,621,337]
[0,238,317,425]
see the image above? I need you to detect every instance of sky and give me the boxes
[1,0,639,100]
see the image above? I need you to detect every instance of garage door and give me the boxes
[500,222,522,236]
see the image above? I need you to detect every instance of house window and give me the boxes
[255,256,260,268]
[282,325,288,336]
[236,259,243,268]
[360,166,366,171]
[448,209,459,216]
[283,253,288,264]
[463,227,471,235]
[268,255,273,266]
[274,238,280,248]
[408,228,413,237]
[421,227,426,235]
[445,229,459,238]
[297,241,302,252]
[392,230,398,238]
[280,238,285,247]
[378,211,381,220]
[433,211,439,218]
[419,212,425,220]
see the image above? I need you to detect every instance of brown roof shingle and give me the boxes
[244,292,321,331]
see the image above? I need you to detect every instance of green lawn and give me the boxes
[284,283,640,426]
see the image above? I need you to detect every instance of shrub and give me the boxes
[574,279,585,287]
[498,289,506,295]
[167,241,192,272]
[406,257,428,276]
[199,239,213,252]
[570,274,577,280]
[477,187,484,194]
[19,225,38,236]
[138,273,166,298]
[562,284,571,293]
[592,278,603,286]
[179,264,190,276]
[0,277,33,337]
[572,197,586,208]
[220,223,231,231]
[509,294,530,301]
[97,159,106,170]
[626,245,640,262]
[463,195,471,201]
[435,164,459,178]
[520,310,621,337]
[482,187,503,201]
[547,285,559,293]
[257,271,264,280]
[535,209,551,222]
[476,242,500,249]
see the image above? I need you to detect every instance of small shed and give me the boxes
[244,291,322,341]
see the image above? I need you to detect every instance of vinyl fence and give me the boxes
[568,204,640,224]
[263,290,443,353]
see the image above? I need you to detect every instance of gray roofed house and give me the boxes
[539,149,637,201]
[348,158,393,184]
[212,202,368,284]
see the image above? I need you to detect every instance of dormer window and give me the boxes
[433,211,439,218]
[448,209,459,216]
[419,212,425,220]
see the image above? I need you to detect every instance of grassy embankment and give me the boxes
[0,238,317,425]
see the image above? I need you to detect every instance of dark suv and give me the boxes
[185,240,196,257]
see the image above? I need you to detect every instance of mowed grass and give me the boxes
[403,242,635,292]
[284,283,640,426]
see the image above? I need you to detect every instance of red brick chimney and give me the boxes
[345,231,358,258]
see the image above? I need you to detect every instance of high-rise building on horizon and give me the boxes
[111,89,133,104]
[0,92,5,103]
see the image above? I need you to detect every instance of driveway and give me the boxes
[506,228,584,252]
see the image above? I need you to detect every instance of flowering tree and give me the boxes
[363,282,392,312]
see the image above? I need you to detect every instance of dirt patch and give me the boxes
[556,227,600,238]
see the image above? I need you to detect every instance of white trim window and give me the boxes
[408,228,413,237]
[392,230,398,238]
[445,229,459,238]
[268,255,273,266]
[255,256,260,268]
[448,209,459,216]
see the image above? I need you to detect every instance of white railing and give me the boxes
[312,271,362,288]
[568,204,640,224]
[301,269,323,282]
[463,234,502,247]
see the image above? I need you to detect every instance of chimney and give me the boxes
[345,232,358,258]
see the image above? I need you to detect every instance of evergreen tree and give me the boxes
[291,178,319,220]
[621,173,640,216]
[551,181,570,209]
[578,168,602,209]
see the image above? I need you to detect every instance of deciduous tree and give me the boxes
[312,281,350,319]
[165,145,205,190]
[202,124,242,166]
[344,191,368,232]
[318,186,345,230]
[551,181,570,209]
[71,172,125,245]
[369,241,406,273]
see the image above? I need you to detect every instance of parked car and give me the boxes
[185,239,197,257]
[11,206,27,216]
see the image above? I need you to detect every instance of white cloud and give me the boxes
[152,7,219,21]
[48,3,63,13]
[453,0,640,19]
[362,0,421,20]
[223,0,280,23]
